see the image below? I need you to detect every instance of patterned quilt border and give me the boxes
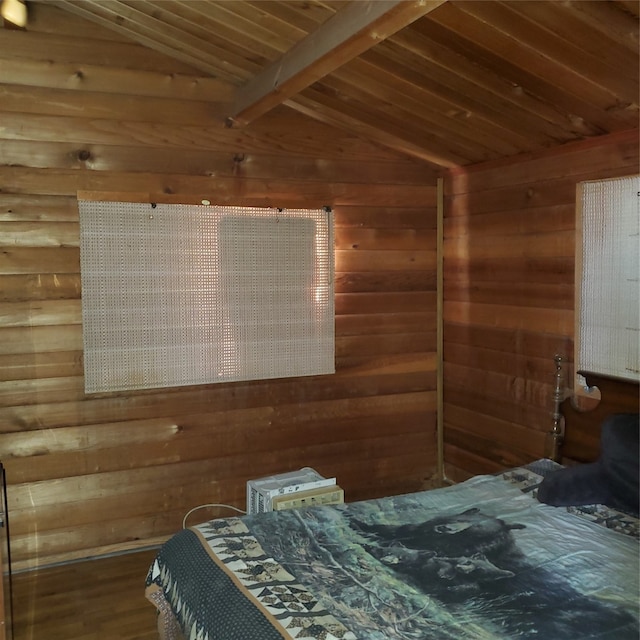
[501,459,639,538]
[192,518,357,640]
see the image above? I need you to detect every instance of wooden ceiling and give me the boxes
[35,0,640,169]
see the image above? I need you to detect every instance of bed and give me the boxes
[145,457,639,640]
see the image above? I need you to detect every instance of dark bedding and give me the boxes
[146,461,639,639]
[538,413,640,515]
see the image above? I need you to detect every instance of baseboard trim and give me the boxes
[12,536,169,573]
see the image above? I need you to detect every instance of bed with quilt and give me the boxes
[145,459,639,640]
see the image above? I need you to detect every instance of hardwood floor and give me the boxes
[11,549,160,640]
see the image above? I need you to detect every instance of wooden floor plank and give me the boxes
[12,549,159,640]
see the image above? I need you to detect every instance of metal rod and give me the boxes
[549,353,566,461]
[436,177,445,482]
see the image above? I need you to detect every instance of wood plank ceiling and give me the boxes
[24,0,640,169]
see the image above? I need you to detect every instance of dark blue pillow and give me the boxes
[537,413,639,516]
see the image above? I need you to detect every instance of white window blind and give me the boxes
[79,201,334,393]
[576,175,639,383]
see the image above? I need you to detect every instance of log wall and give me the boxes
[443,129,640,481]
[0,5,439,569]
[3,2,636,571]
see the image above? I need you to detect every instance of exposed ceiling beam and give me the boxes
[229,0,447,127]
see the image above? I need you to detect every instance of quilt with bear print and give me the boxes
[145,461,639,640]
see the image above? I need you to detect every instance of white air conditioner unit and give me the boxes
[246,467,342,514]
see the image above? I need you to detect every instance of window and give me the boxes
[576,175,639,385]
[79,201,334,393]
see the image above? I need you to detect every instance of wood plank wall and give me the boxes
[443,129,640,482]
[0,5,439,570]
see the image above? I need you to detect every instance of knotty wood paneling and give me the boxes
[26,0,637,169]
[0,4,438,570]
[443,130,639,482]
